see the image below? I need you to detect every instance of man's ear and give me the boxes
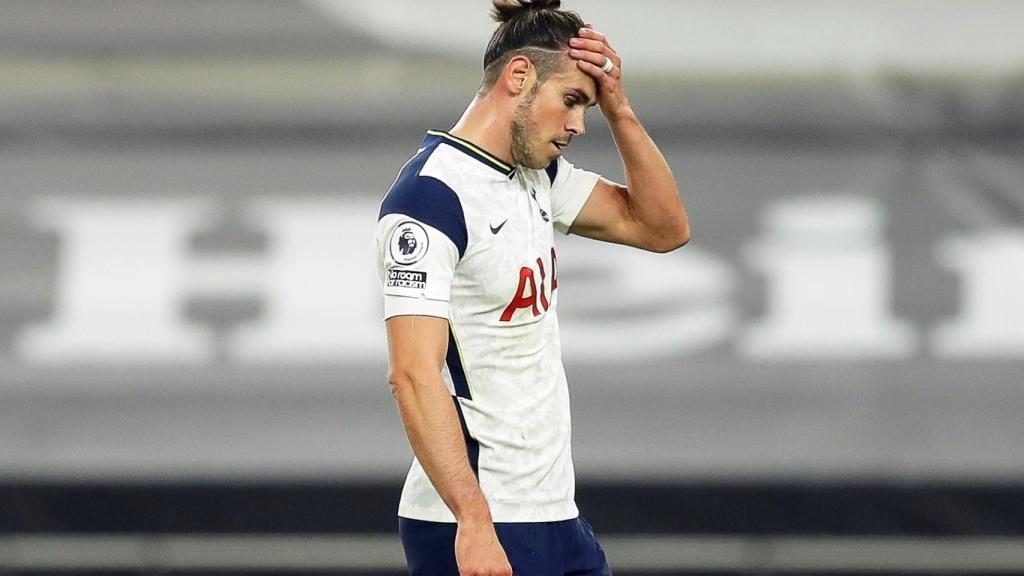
[504,55,533,95]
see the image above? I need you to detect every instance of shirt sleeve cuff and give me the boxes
[383,294,450,321]
[554,171,600,235]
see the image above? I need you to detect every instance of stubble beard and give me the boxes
[510,87,545,170]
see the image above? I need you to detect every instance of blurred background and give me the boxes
[2,1,1023,574]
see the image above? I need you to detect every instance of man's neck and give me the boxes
[448,95,515,167]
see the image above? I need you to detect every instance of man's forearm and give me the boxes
[391,371,491,523]
[608,106,690,247]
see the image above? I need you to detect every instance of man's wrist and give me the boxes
[451,490,493,526]
[605,102,636,124]
[455,507,493,527]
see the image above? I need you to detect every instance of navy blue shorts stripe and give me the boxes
[399,516,612,576]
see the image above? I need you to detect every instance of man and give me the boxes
[375,1,689,574]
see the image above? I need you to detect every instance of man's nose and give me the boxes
[566,114,586,137]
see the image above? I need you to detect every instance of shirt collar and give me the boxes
[425,130,517,179]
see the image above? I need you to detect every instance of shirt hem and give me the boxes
[383,294,450,320]
[397,501,580,524]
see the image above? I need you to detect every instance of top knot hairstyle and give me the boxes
[489,0,565,25]
[480,0,585,90]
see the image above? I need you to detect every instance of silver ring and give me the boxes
[601,57,614,73]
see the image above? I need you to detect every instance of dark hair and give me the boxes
[480,0,585,90]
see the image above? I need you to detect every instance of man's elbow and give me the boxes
[388,364,445,402]
[647,222,690,253]
[387,368,416,399]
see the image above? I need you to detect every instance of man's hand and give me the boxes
[568,24,629,120]
[455,520,513,576]
[564,25,690,253]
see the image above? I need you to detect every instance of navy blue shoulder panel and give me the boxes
[380,147,468,258]
[545,159,559,186]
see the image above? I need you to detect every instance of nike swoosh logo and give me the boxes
[490,219,509,234]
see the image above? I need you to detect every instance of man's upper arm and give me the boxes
[566,177,638,246]
[548,156,601,235]
[377,157,466,378]
[386,315,449,381]
[547,156,641,247]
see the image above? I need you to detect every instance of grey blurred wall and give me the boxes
[1,0,1022,483]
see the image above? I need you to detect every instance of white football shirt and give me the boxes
[376,130,600,523]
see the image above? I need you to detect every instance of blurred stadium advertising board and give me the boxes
[1,142,1022,482]
[3,534,1024,573]
[6,194,1023,365]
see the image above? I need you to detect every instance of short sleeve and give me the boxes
[548,156,601,235]
[377,214,458,320]
[376,169,467,321]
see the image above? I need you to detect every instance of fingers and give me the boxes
[569,48,609,69]
[570,23,627,115]
[578,25,615,53]
[568,30,621,77]
[575,58,614,83]
[569,37,610,56]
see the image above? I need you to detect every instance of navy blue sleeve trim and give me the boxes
[545,159,559,186]
[380,154,468,258]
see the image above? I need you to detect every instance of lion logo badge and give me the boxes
[398,228,418,255]
[389,221,429,265]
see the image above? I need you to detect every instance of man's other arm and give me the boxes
[570,112,689,253]
[386,315,511,576]
[568,26,690,253]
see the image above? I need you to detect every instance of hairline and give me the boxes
[478,47,571,94]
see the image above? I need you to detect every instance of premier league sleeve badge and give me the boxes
[389,221,430,266]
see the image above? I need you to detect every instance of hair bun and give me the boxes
[491,0,563,23]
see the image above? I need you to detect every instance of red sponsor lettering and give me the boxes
[500,267,540,321]
[536,257,550,312]
[550,247,558,292]
[500,251,558,322]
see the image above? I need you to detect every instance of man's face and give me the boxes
[510,57,598,170]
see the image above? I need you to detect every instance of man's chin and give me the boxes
[511,145,555,170]
[520,153,555,170]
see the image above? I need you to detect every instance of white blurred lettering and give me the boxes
[739,195,916,359]
[557,238,736,360]
[17,199,217,364]
[14,195,1024,366]
[933,230,1024,357]
[228,198,384,363]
